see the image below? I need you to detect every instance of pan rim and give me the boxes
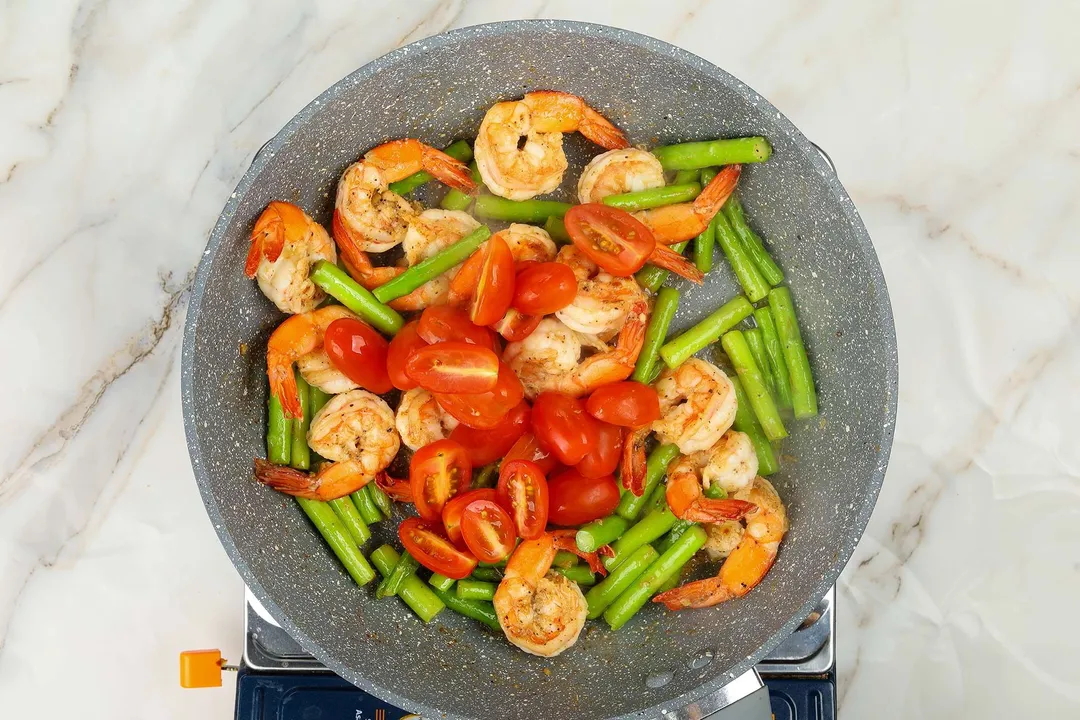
[181,18,897,720]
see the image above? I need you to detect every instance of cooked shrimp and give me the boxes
[553,244,596,282]
[703,520,744,562]
[651,358,737,454]
[266,306,360,418]
[555,245,646,340]
[655,476,788,609]
[335,139,475,253]
[245,201,336,314]
[447,224,558,306]
[665,432,757,523]
[475,91,629,201]
[296,350,359,395]
[390,209,482,310]
[493,533,588,657]
[252,390,399,501]
[394,388,459,451]
[634,164,742,244]
[577,148,665,204]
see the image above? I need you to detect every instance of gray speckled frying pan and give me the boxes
[182,20,896,720]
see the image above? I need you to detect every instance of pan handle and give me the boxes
[667,669,772,719]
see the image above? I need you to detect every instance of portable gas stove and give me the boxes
[227,587,835,720]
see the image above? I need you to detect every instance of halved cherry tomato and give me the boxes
[497,460,550,540]
[576,420,622,478]
[409,439,472,520]
[471,233,515,326]
[442,488,500,546]
[504,433,560,475]
[323,317,392,394]
[547,468,620,526]
[491,307,542,342]
[564,203,656,276]
[398,517,477,579]
[386,320,428,391]
[512,262,578,315]
[404,341,500,394]
[531,392,597,466]
[449,401,530,467]
[417,306,497,351]
[434,361,524,430]
[461,499,517,563]
[585,381,661,427]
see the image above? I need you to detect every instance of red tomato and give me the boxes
[449,401,530,467]
[547,468,621,526]
[417,306,497,351]
[585,381,661,427]
[531,392,597,466]
[504,433,560,475]
[442,488,499,546]
[461,499,517,563]
[471,233,515,326]
[512,262,578,316]
[576,420,622,478]
[409,439,472,520]
[491,307,543,342]
[497,460,550,540]
[386,320,428,391]
[564,204,656,276]
[404,341,500,394]
[434,361,524,430]
[398,517,477,579]
[323,318,392,394]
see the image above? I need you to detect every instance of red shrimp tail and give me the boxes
[332,209,377,284]
[375,472,414,502]
[682,498,756,524]
[693,165,742,221]
[552,531,610,577]
[621,426,650,496]
[421,145,477,194]
[269,364,302,419]
[580,106,630,150]
[653,576,730,610]
[246,203,288,278]
[253,458,318,499]
[648,243,705,285]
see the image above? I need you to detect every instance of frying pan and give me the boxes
[182,20,896,720]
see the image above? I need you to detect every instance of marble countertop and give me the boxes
[2,1,1078,717]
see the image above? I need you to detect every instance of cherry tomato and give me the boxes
[441,488,500,546]
[386,320,428,391]
[531,392,597,466]
[564,203,656,276]
[434,361,524,430]
[404,341,500,394]
[504,433,561,475]
[491,307,543,342]
[417,306,497,351]
[547,468,621,526]
[576,420,622,478]
[398,517,477,579]
[512,262,578,316]
[471,233,515,326]
[461,499,517,563]
[497,460,550,539]
[585,381,661,427]
[449,401,530,467]
[323,318,392,394]
[409,439,472,520]
[447,248,483,306]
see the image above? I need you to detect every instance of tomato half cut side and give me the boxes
[323,317,392,394]
[576,420,623,478]
[504,432,561,475]
[442,488,500,546]
[449,401,530,467]
[491,307,543,343]
[417,306,497,351]
[404,341,500,394]
[512,262,578,316]
[409,439,472,520]
[564,203,656,276]
[461,499,518,563]
[471,233,516,326]
[497,460,550,540]
[547,468,621,526]
[434,361,524,430]
[531,392,598,466]
[585,381,661,427]
[399,517,477,579]
[386,320,428,391]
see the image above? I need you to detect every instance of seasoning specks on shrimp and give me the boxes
[245,201,336,315]
[475,91,629,201]
[395,387,459,451]
[635,164,742,244]
[554,245,646,340]
[651,358,737,454]
[577,148,665,204]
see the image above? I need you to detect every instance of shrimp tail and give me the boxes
[652,575,734,610]
[648,242,705,284]
[253,458,321,499]
[579,105,630,150]
[552,530,612,576]
[375,471,414,502]
[333,209,404,289]
[693,165,742,223]
[421,144,477,194]
[621,426,650,496]
[679,498,756,524]
[246,203,288,278]
[269,360,302,419]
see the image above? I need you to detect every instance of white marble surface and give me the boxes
[1,1,1078,717]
